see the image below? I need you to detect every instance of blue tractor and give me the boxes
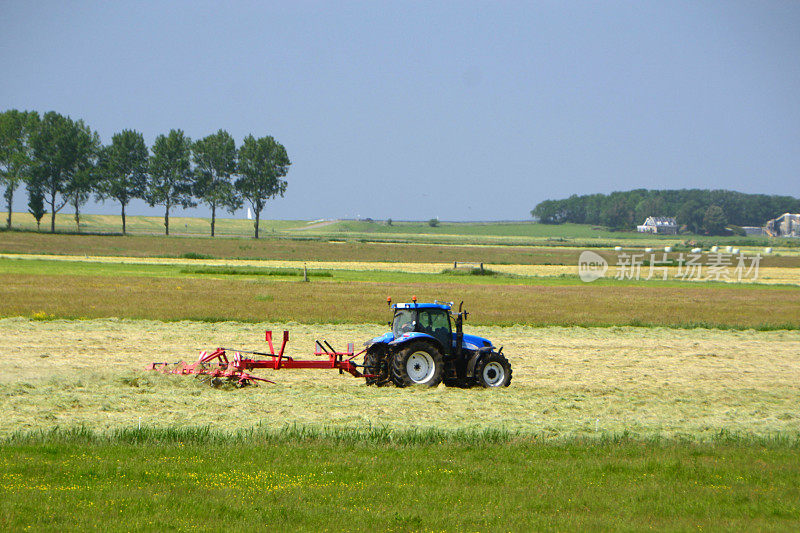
[363,299,512,388]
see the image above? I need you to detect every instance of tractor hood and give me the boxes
[460,333,493,350]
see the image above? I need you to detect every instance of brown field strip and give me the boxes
[2,273,799,328]
[3,231,800,267]
[1,319,798,438]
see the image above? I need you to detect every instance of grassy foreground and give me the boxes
[1,431,798,531]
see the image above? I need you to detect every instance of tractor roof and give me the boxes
[393,302,452,311]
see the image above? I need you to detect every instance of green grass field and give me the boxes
[6,212,651,239]
[2,227,799,530]
[2,268,799,328]
[2,432,798,531]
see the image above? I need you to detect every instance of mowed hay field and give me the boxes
[2,318,799,439]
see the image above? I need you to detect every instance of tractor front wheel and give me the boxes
[391,343,444,387]
[475,352,512,387]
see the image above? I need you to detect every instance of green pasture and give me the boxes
[321,219,633,238]
[0,256,796,289]
[1,430,798,531]
[1,256,799,328]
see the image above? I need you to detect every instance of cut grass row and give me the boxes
[1,434,798,531]
[7,424,800,446]
[3,231,800,266]
[2,272,800,328]
[5,256,799,288]
[179,266,333,277]
[5,319,797,438]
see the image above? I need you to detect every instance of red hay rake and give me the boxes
[146,330,369,387]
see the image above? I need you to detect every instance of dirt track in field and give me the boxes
[1,318,799,439]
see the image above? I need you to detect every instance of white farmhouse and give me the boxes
[637,216,678,235]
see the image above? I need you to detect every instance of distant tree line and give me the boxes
[531,189,800,234]
[0,109,290,238]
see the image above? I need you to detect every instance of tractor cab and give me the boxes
[392,303,453,356]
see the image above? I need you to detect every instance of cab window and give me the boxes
[392,309,416,336]
[418,309,451,339]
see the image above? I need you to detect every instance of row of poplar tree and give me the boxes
[0,109,290,238]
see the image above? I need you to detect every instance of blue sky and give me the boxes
[2,1,798,221]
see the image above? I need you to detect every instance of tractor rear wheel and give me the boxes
[391,342,444,387]
[475,352,512,387]
[364,347,390,386]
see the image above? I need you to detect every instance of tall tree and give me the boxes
[634,195,666,223]
[97,130,149,234]
[192,130,241,237]
[677,198,706,234]
[703,205,728,235]
[0,109,39,229]
[601,197,634,230]
[235,135,290,239]
[65,131,101,232]
[26,178,46,231]
[29,111,98,233]
[146,129,195,235]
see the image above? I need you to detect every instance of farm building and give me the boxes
[637,216,678,234]
[766,213,800,237]
[742,226,765,236]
